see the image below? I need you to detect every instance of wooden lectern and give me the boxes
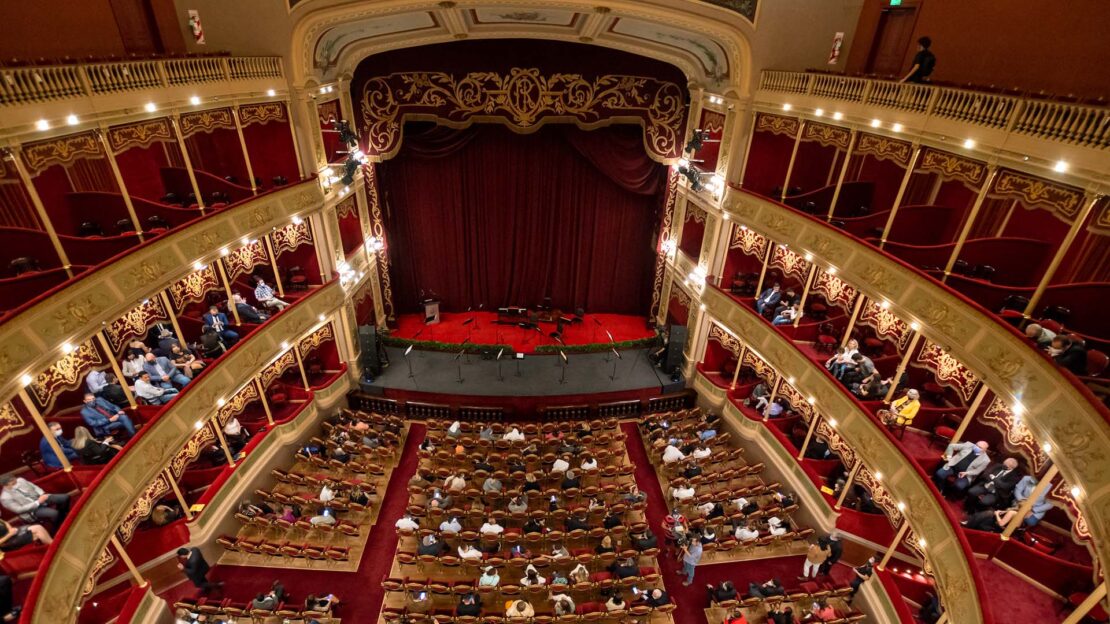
[423,299,441,324]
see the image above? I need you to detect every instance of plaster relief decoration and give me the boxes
[610,18,729,82]
[776,381,815,422]
[28,341,102,411]
[742,349,775,384]
[855,132,912,167]
[298,322,335,357]
[335,197,357,220]
[82,548,117,599]
[730,225,767,258]
[106,118,174,153]
[179,108,236,137]
[104,297,171,352]
[1049,480,1091,543]
[0,402,32,447]
[317,99,340,125]
[668,281,692,317]
[20,132,103,174]
[170,424,216,478]
[992,169,1085,223]
[469,7,579,26]
[358,68,685,162]
[649,170,679,320]
[216,382,260,426]
[801,121,851,150]
[1088,199,1110,237]
[755,113,800,138]
[916,339,980,402]
[858,298,913,350]
[981,397,1050,473]
[260,350,298,388]
[238,102,288,127]
[771,245,809,281]
[816,419,857,469]
[168,264,219,310]
[700,0,758,23]
[314,12,439,76]
[855,464,904,529]
[225,240,269,279]
[271,221,313,254]
[708,323,742,357]
[918,148,987,190]
[116,472,171,543]
[685,202,707,225]
[811,269,857,310]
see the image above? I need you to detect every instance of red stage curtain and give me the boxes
[378,123,666,315]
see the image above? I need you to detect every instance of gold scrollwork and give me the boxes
[260,350,298,388]
[225,240,269,279]
[359,68,685,162]
[116,473,171,543]
[238,102,288,127]
[686,203,707,225]
[993,169,1085,222]
[811,269,857,310]
[82,548,117,599]
[179,108,236,137]
[700,109,726,134]
[335,197,357,220]
[771,245,809,281]
[708,324,742,357]
[1049,480,1091,542]
[107,118,174,153]
[742,350,775,384]
[28,341,103,410]
[168,265,219,310]
[365,165,395,318]
[919,148,986,189]
[855,464,904,529]
[1089,200,1110,238]
[729,226,766,258]
[916,339,980,402]
[318,99,340,125]
[669,281,692,313]
[650,171,679,320]
[816,419,857,469]
[20,133,102,174]
[855,132,912,167]
[776,381,814,422]
[104,298,170,353]
[169,425,216,478]
[271,221,313,255]
[217,382,260,426]
[755,113,800,137]
[981,397,1050,473]
[858,298,912,350]
[297,322,334,357]
[0,402,31,447]
[802,121,851,150]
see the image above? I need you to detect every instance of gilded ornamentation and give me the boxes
[777,381,814,422]
[685,203,707,225]
[811,270,857,310]
[225,240,269,278]
[742,350,775,384]
[271,221,313,254]
[857,262,900,294]
[855,465,903,529]
[123,258,176,290]
[802,121,851,150]
[260,350,298,388]
[981,398,1049,473]
[365,165,395,318]
[358,68,686,161]
[20,133,102,174]
[238,102,288,127]
[771,245,808,280]
[755,113,799,138]
[650,170,679,320]
[1089,200,1110,237]
[1049,480,1091,542]
[669,281,692,314]
[104,298,170,352]
[82,548,116,599]
[0,402,31,447]
[217,382,260,426]
[335,197,357,220]
[700,109,726,134]
[919,148,987,189]
[116,473,171,543]
[168,265,219,310]
[761,213,795,239]
[179,108,236,137]
[855,133,912,167]
[106,118,174,153]
[729,226,766,257]
[993,169,1085,222]
[29,341,102,410]
[917,339,980,402]
[170,425,216,478]
[708,324,742,357]
[50,297,98,335]
[858,298,913,350]
[297,322,334,356]
[816,419,856,468]
[318,99,340,125]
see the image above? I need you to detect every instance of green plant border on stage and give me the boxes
[534,337,655,353]
[381,335,654,354]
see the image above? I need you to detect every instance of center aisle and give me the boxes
[202,423,425,619]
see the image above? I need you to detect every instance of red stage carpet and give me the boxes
[390,311,653,353]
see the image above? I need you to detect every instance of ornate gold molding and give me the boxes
[919,147,986,189]
[708,322,742,357]
[20,132,102,174]
[364,165,395,319]
[179,107,237,137]
[755,112,799,137]
[28,341,102,411]
[225,240,269,279]
[802,121,851,150]
[260,350,298,388]
[0,402,32,447]
[855,132,912,167]
[771,244,808,281]
[217,381,260,426]
[982,397,1050,474]
[858,298,913,350]
[168,265,220,310]
[238,102,288,127]
[993,169,1085,222]
[104,298,170,353]
[106,118,174,153]
[729,225,766,257]
[811,269,857,310]
[169,424,216,479]
[271,221,313,255]
[916,339,981,402]
[650,171,679,320]
[298,322,334,356]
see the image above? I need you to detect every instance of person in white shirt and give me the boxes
[662,444,686,464]
[440,517,462,533]
[671,485,695,502]
[134,372,178,405]
[735,522,759,540]
[697,501,715,517]
[478,567,500,587]
[520,564,546,586]
[832,339,860,379]
[479,518,504,535]
[580,455,598,471]
[503,427,525,442]
[691,444,712,460]
[767,516,787,536]
[458,544,483,560]
[444,473,466,492]
[507,496,528,514]
[551,593,576,616]
[395,514,420,531]
[319,485,335,503]
[253,278,288,310]
[732,496,750,511]
[551,543,570,558]
[447,421,462,437]
[551,455,570,473]
[121,352,145,380]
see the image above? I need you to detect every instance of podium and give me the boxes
[423,299,441,324]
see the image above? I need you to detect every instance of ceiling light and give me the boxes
[897,502,905,511]
[870,119,881,128]
[194,420,203,430]
[292,215,303,225]
[192,261,204,271]
[814,108,824,117]
[891,123,903,132]
[827,267,837,275]
[189,96,201,106]
[35,119,50,131]
[806,396,815,404]
[1042,443,1052,453]
[832,112,843,121]
[61,342,74,354]
[20,374,33,387]
[1070,486,1081,498]
[963,139,976,149]
[722,213,730,221]
[699,304,707,311]
[66,114,79,126]
[220,247,229,256]
[828,418,837,428]
[266,89,276,97]
[318,314,326,322]
[917,538,927,548]
[281,341,290,350]
[875,471,883,481]
[216,398,226,407]
[145,102,157,112]
[910,321,920,331]
[782,103,792,111]
[1053,160,1069,173]
[804,253,813,261]
[880,300,890,310]
[787,376,795,384]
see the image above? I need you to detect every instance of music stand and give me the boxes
[515,352,523,377]
[462,338,472,365]
[454,349,465,383]
[558,350,568,384]
[604,329,615,362]
[609,347,622,381]
[404,344,415,379]
[496,348,505,382]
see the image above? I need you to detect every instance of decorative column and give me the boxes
[108,535,146,586]
[729,345,747,390]
[883,326,922,402]
[1061,582,1107,624]
[1000,464,1057,540]
[292,345,312,391]
[284,99,307,179]
[157,292,187,345]
[164,469,194,520]
[308,211,335,281]
[754,242,776,296]
[878,145,923,248]
[254,378,275,426]
[169,115,206,212]
[943,166,999,281]
[797,414,821,460]
[725,102,756,188]
[214,259,242,325]
[95,128,145,241]
[840,294,866,348]
[877,518,912,571]
[17,389,71,471]
[10,148,72,276]
[835,460,862,510]
[262,234,287,297]
[1021,193,1101,318]
[793,261,818,328]
[210,420,236,466]
[779,121,806,202]
[950,386,990,446]
[94,332,136,408]
[762,374,785,422]
[826,130,858,221]
[231,105,258,193]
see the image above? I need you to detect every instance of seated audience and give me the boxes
[963,506,1019,533]
[122,352,145,381]
[144,352,190,388]
[0,519,52,551]
[934,441,991,494]
[551,593,576,616]
[605,593,626,612]
[880,389,920,427]
[395,513,419,531]
[254,277,289,311]
[40,423,78,470]
[169,344,206,378]
[506,599,534,619]
[456,592,481,617]
[748,577,785,598]
[478,566,500,587]
[80,393,136,437]
[203,306,240,346]
[0,475,71,527]
[86,369,129,406]
[1050,335,1088,375]
[755,283,783,315]
[303,593,338,614]
[135,372,178,404]
[644,588,670,607]
[964,458,1022,512]
[772,303,800,326]
[231,293,268,324]
[199,326,227,358]
[72,426,118,465]
[707,580,738,603]
[1024,323,1056,348]
[1012,475,1052,526]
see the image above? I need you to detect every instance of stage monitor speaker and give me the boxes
[661,377,686,394]
[663,325,687,374]
[358,325,383,376]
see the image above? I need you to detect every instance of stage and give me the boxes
[361,346,682,409]
[389,311,654,354]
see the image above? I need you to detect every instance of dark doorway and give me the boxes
[865,6,919,77]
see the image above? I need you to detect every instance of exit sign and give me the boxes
[890,0,903,5]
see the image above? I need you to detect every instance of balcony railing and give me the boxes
[758,70,1109,149]
[0,56,283,106]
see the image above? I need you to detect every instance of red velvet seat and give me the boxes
[863,337,884,356]
[1085,350,1108,377]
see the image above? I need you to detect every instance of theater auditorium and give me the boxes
[0,1,1106,623]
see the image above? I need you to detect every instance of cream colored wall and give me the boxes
[173,0,294,58]
[746,0,866,77]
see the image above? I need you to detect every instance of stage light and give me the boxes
[722,213,730,221]
[35,119,49,131]
[1071,485,1081,498]
[917,538,927,548]
[145,102,157,112]
[318,314,326,322]
[217,398,226,407]
[281,341,290,350]
[190,96,201,105]
[340,156,359,185]
[897,501,905,511]
[684,130,708,153]
[292,215,303,225]
[832,112,843,120]
[963,138,976,149]
[194,420,204,430]
[880,300,890,309]
[319,86,328,94]
[806,396,815,404]
[875,471,883,481]
[1013,402,1025,418]
[787,376,795,384]
[870,118,881,128]
[827,266,837,275]
[66,114,79,126]
[910,321,920,331]
[266,89,276,97]
[1053,160,1069,173]
[828,418,837,427]
[804,253,813,261]
[241,237,250,246]
[814,108,824,117]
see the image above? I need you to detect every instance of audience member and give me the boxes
[880,389,920,427]
[169,344,206,378]
[1012,475,1052,527]
[707,580,737,603]
[395,513,420,531]
[681,538,703,585]
[86,369,129,406]
[254,278,289,311]
[135,372,179,405]
[755,283,783,315]
[963,506,1019,533]
[1051,336,1088,375]
[0,574,18,622]
[231,293,268,323]
[934,441,991,494]
[199,326,227,358]
[72,426,119,465]
[143,352,191,388]
[551,593,576,616]
[1024,323,1055,349]
[506,599,534,619]
[849,554,878,600]
[0,518,52,551]
[176,547,222,594]
[964,458,1022,512]
[40,423,78,470]
[478,566,500,586]
[456,592,481,617]
[818,532,843,575]
[801,538,830,579]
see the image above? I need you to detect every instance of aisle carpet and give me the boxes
[160,424,425,620]
[390,312,653,353]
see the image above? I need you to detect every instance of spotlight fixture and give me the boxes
[832,112,843,121]
[782,103,792,111]
[1054,160,1069,173]
[341,157,358,185]
[891,123,903,132]
[684,129,709,153]
[870,118,881,128]
[814,108,824,117]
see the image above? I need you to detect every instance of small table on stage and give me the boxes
[423,299,441,324]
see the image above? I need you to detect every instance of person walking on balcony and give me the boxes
[176,547,223,595]
[900,36,936,83]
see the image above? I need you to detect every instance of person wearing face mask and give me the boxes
[40,423,79,470]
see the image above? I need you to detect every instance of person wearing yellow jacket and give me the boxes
[882,389,921,426]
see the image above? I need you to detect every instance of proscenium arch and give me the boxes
[288,0,756,96]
